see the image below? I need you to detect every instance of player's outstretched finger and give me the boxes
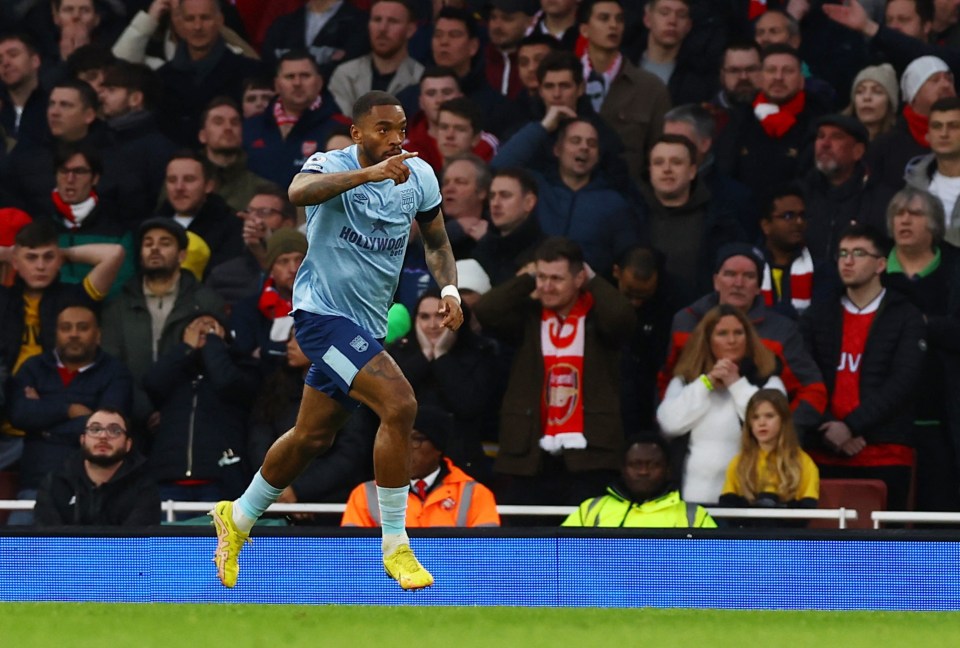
[397,151,419,160]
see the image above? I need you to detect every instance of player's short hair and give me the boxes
[166,149,215,181]
[276,49,321,76]
[493,168,538,198]
[535,236,585,274]
[536,50,583,85]
[353,91,402,123]
[15,220,59,248]
[54,140,103,177]
[438,97,482,134]
[52,78,99,111]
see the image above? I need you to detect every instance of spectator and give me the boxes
[473,237,636,506]
[7,303,132,525]
[47,0,115,65]
[866,55,956,191]
[143,311,258,502]
[155,150,244,273]
[719,389,819,509]
[440,153,490,259]
[801,223,925,510]
[613,245,681,432]
[800,114,894,263]
[562,435,716,528]
[328,0,424,119]
[638,0,717,104]
[100,218,225,429]
[484,0,538,100]
[388,288,501,477]
[206,185,299,306]
[0,32,47,145]
[904,96,960,245]
[261,0,370,82]
[96,60,176,218]
[493,117,640,279]
[508,32,560,122]
[154,0,260,146]
[712,40,762,112]
[578,0,671,183]
[401,66,499,174]
[63,44,116,97]
[248,327,375,510]
[436,97,498,164]
[195,96,277,214]
[230,229,307,373]
[342,405,500,528]
[34,407,161,526]
[240,76,274,118]
[639,134,745,301]
[658,304,785,504]
[530,0,580,49]
[243,50,349,187]
[658,243,828,434]
[717,44,830,200]
[842,63,899,142]
[471,167,545,286]
[882,187,960,511]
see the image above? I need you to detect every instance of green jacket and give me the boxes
[562,487,717,528]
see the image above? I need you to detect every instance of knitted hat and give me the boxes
[264,229,308,270]
[714,242,765,278]
[413,406,453,452]
[901,56,950,104]
[456,258,492,295]
[851,63,899,110]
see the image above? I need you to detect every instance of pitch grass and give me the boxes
[2,603,960,647]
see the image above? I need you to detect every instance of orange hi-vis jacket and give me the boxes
[341,458,501,528]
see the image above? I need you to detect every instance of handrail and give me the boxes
[872,511,960,529]
[0,500,855,528]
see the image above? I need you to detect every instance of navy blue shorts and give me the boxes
[293,311,385,411]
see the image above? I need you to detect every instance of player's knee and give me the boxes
[296,427,336,456]
[381,390,417,429]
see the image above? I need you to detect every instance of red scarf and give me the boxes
[903,104,931,148]
[51,189,98,229]
[272,95,323,128]
[748,0,767,20]
[753,90,806,139]
[540,291,593,453]
[761,248,814,314]
[257,277,292,320]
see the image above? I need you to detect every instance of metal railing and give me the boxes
[872,511,960,529]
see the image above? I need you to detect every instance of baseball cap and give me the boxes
[815,114,869,146]
[138,217,188,250]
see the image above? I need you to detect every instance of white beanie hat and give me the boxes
[456,259,492,295]
[901,56,950,104]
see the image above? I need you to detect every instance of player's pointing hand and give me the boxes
[371,150,418,185]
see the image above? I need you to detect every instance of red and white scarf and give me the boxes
[273,95,323,128]
[761,247,814,314]
[257,277,294,342]
[51,189,98,229]
[753,90,806,138]
[540,291,593,453]
[581,52,623,113]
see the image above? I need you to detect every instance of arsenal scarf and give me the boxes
[273,95,323,128]
[903,104,931,148]
[753,90,806,138]
[51,189,98,229]
[257,277,294,342]
[761,247,814,314]
[540,291,593,453]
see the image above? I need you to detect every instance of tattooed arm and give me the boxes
[419,210,463,330]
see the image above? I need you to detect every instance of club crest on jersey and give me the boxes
[349,335,369,352]
[301,140,318,157]
[400,188,414,211]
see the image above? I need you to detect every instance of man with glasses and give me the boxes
[33,408,160,526]
[800,223,925,510]
[714,41,762,111]
[6,304,132,525]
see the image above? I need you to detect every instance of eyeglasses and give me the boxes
[772,210,806,221]
[723,65,760,76]
[836,248,882,260]
[57,166,93,177]
[84,423,126,438]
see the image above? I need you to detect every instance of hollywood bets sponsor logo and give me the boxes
[545,363,580,426]
[338,226,407,257]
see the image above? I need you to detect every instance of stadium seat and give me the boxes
[809,479,887,530]
[0,471,19,526]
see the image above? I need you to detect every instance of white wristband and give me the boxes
[440,284,461,305]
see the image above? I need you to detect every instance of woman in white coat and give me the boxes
[657,304,786,504]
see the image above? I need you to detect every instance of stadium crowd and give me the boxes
[0,0,959,528]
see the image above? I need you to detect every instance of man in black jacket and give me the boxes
[801,223,926,510]
[34,407,160,526]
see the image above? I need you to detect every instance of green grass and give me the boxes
[2,604,960,647]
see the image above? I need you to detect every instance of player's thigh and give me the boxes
[295,384,351,445]
[348,350,416,420]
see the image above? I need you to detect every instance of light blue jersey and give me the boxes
[292,145,441,338]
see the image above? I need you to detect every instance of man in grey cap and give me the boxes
[800,113,895,262]
[100,218,225,432]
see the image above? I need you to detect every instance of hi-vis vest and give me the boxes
[562,488,717,528]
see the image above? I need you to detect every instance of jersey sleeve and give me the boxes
[300,150,349,175]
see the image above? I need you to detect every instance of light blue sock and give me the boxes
[376,484,409,537]
[235,470,284,525]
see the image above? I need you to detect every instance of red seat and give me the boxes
[0,471,19,526]
[809,478,887,529]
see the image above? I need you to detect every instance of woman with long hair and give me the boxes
[720,389,819,508]
[842,63,899,142]
[657,304,786,504]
